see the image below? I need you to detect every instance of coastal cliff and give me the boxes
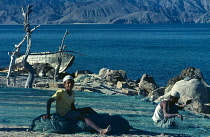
[0,0,210,24]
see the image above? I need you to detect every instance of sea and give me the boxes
[1,24,210,87]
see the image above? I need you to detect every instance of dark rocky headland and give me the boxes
[0,0,210,24]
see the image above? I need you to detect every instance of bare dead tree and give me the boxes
[21,5,40,88]
[7,5,40,87]
[6,35,27,86]
[54,30,69,82]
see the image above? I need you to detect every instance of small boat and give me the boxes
[15,51,75,73]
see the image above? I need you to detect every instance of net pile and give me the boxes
[29,113,130,135]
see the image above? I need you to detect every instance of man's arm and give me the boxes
[43,98,55,119]
[160,101,183,120]
[178,99,192,110]
[47,98,55,115]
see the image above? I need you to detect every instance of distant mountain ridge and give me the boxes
[0,0,209,24]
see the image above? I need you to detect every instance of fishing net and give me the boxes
[29,113,130,135]
[1,86,210,136]
[29,114,90,134]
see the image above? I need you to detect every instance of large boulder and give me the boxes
[98,68,127,84]
[98,68,110,78]
[155,78,210,114]
[166,67,204,88]
[139,74,158,94]
[180,67,203,80]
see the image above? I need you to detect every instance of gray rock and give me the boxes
[117,81,129,89]
[155,79,210,114]
[139,74,158,94]
[105,70,127,84]
[148,87,166,101]
[34,82,49,88]
[98,68,111,78]
[181,67,203,80]
[121,88,138,96]
[98,68,127,84]
[167,67,204,87]
[75,70,93,77]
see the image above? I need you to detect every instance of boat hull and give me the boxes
[16,52,75,73]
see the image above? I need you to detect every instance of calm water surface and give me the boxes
[1,24,210,87]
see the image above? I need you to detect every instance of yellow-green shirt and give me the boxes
[52,89,75,117]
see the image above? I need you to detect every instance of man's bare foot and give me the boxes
[100,125,111,135]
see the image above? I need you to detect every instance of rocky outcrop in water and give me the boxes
[150,67,210,114]
[155,78,210,114]
[0,0,210,24]
[139,74,158,94]
[72,68,139,95]
[70,67,210,114]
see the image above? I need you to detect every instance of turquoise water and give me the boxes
[1,24,210,87]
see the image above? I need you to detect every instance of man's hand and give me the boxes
[42,115,51,119]
[177,114,183,121]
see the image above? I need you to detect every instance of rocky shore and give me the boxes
[1,66,210,115]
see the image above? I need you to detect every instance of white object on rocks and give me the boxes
[155,78,210,113]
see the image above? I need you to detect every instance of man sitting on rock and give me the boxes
[43,75,111,135]
[152,91,192,128]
